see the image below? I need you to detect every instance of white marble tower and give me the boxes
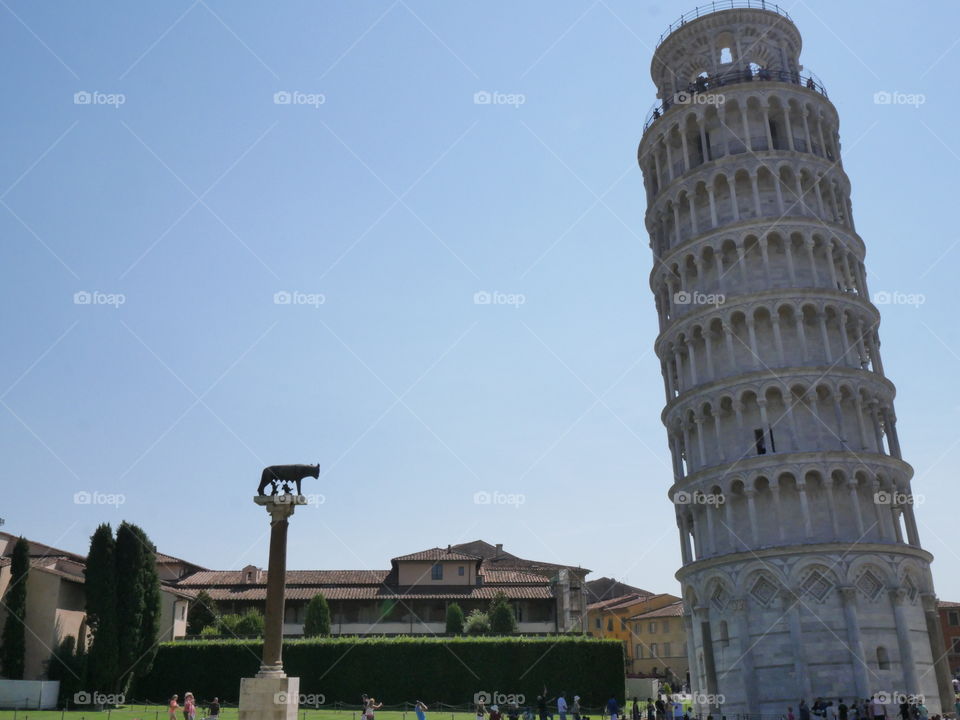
[636,4,952,714]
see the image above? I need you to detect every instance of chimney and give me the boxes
[495,543,503,558]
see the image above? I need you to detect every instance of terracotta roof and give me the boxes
[482,569,551,584]
[586,577,653,603]
[203,585,553,602]
[587,592,653,612]
[450,541,591,576]
[0,532,86,565]
[392,547,480,562]
[627,600,685,620]
[161,584,198,600]
[939,600,960,608]
[176,569,390,586]
[155,552,208,570]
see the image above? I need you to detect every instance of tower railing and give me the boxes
[642,68,828,132]
[656,1,792,47]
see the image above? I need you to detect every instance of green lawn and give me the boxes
[0,709,483,720]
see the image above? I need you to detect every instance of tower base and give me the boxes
[238,675,299,720]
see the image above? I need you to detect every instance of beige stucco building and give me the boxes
[0,532,193,681]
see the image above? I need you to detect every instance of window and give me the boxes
[662,620,670,633]
[633,623,640,634]
[179,604,186,620]
[607,619,613,631]
[650,642,658,657]
[719,620,730,647]
[953,638,960,654]
[649,621,657,633]
[595,618,602,629]
[458,566,465,576]
[720,47,733,64]
[877,646,890,670]
[754,428,767,455]
[948,610,959,626]
[431,564,443,580]
[636,644,644,659]
[620,619,627,630]
[663,642,671,657]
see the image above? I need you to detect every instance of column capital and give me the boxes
[888,587,909,605]
[254,495,306,523]
[838,586,858,603]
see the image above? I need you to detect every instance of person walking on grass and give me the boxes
[367,697,383,720]
[415,701,428,720]
[208,697,221,719]
[558,693,569,720]
[572,696,581,720]
[607,696,620,720]
[168,695,179,720]
[183,692,196,720]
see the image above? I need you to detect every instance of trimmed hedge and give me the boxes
[135,636,624,705]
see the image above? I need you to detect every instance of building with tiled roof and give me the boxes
[0,531,192,681]
[171,542,588,636]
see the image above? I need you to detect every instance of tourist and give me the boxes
[415,701,428,720]
[508,701,521,720]
[491,705,502,720]
[559,693,569,720]
[572,696,582,720]
[915,701,927,720]
[838,698,848,720]
[645,698,654,720]
[208,697,221,719]
[183,692,196,720]
[954,696,960,718]
[631,697,640,720]
[538,694,548,720]
[787,707,795,720]
[607,696,620,720]
[800,700,811,720]
[869,695,886,720]
[168,695,179,720]
[477,699,487,720]
[367,697,383,720]
[655,696,666,720]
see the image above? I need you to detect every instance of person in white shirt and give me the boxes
[557,694,568,720]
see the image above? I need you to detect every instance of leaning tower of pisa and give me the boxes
[637,4,952,713]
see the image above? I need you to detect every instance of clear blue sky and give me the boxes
[1,0,958,601]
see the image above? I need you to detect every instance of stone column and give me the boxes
[839,587,870,699]
[890,588,919,695]
[732,597,759,711]
[921,593,955,713]
[782,588,813,700]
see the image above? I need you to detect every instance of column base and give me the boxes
[238,675,299,720]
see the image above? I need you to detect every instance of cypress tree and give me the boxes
[0,537,29,678]
[445,602,464,635]
[115,522,161,691]
[303,593,331,637]
[85,524,119,693]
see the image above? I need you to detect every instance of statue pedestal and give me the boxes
[238,675,299,720]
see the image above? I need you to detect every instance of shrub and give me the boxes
[464,609,490,636]
[488,591,517,635]
[135,636,624,705]
[187,590,218,635]
[303,594,331,637]
[445,602,464,634]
